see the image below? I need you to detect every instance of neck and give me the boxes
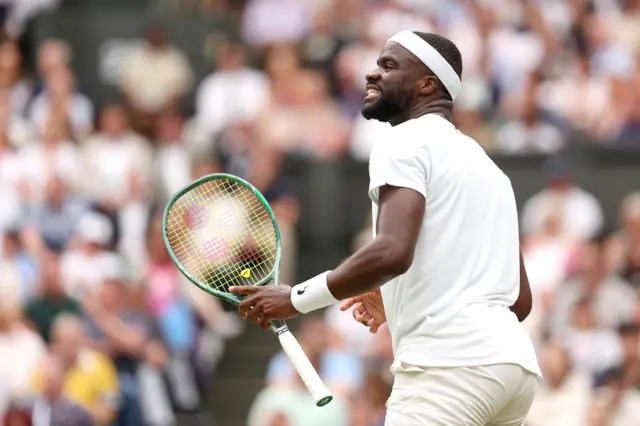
[389,99,453,126]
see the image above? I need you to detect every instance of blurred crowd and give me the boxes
[0,0,640,425]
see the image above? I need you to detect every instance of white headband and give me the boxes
[387,31,461,101]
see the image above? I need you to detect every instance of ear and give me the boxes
[419,75,438,96]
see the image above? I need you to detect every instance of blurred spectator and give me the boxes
[300,5,351,93]
[241,0,311,47]
[120,24,194,137]
[29,66,94,140]
[1,0,61,39]
[359,365,392,426]
[584,11,635,81]
[195,41,270,137]
[617,94,640,148]
[616,323,640,389]
[562,297,624,378]
[608,0,640,54]
[0,230,38,306]
[549,235,637,336]
[0,95,27,191]
[0,40,32,117]
[60,212,122,300]
[615,192,640,290]
[36,314,119,425]
[80,105,152,208]
[83,275,171,426]
[19,114,81,202]
[35,39,72,89]
[22,177,90,254]
[538,53,611,136]
[153,112,192,203]
[590,366,640,426]
[28,352,94,426]
[143,219,203,414]
[0,90,34,149]
[521,156,604,240]
[527,342,592,426]
[25,251,81,343]
[0,298,46,416]
[258,69,349,159]
[495,97,566,154]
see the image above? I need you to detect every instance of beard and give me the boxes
[361,91,411,123]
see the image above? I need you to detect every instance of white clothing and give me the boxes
[0,326,46,412]
[521,187,604,240]
[121,44,194,111]
[495,120,565,155]
[81,131,153,203]
[368,114,540,377]
[195,69,270,136]
[385,363,539,426]
[19,140,81,200]
[29,92,95,137]
[60,250,122,299]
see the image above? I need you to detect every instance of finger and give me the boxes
[247,305,264,325]
[259,313,271,330]
[238,297,259,318]
[370,323,380,334]
[340,297,362,311]
[352,305,366,321]
[229,286,260,295]
[354,311,372,326]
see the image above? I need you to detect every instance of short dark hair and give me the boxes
[413,32,463,100]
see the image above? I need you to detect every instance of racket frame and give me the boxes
[162,173,333,407]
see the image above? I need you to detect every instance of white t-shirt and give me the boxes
[368,114,540,376]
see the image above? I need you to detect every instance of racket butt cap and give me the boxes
[316,395,333,407]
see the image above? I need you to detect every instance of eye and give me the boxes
[382,62,395,71]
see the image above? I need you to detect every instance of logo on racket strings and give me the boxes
[241,269,251,278]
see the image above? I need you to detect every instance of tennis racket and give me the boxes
[162,173,333,407]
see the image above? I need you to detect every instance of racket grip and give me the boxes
[277,329,334,407]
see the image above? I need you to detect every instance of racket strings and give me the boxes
[165,178,277,291]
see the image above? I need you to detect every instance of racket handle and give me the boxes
[277,329,334,407]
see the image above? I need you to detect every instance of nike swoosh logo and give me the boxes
[297,286,309,295]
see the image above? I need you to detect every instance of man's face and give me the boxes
[361,42,423,123]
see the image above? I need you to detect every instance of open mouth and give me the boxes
[364,86,381,102]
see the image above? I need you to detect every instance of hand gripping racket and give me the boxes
[162,173,333,407]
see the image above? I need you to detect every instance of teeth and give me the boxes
[367,89,379,95]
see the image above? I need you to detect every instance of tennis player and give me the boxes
[230,31,542,425]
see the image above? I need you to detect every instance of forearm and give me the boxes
[327,236,408,300]
[291,235,410,313]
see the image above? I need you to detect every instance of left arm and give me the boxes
[325,185,425,300]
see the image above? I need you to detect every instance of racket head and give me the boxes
[162,173,282,305]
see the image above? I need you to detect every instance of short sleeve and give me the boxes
[368,139,429,204]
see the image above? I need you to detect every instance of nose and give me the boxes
[365,67,381,83]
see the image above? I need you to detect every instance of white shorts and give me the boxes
[385,363,540,426]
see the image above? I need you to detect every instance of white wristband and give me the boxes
[290,271,338,314]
